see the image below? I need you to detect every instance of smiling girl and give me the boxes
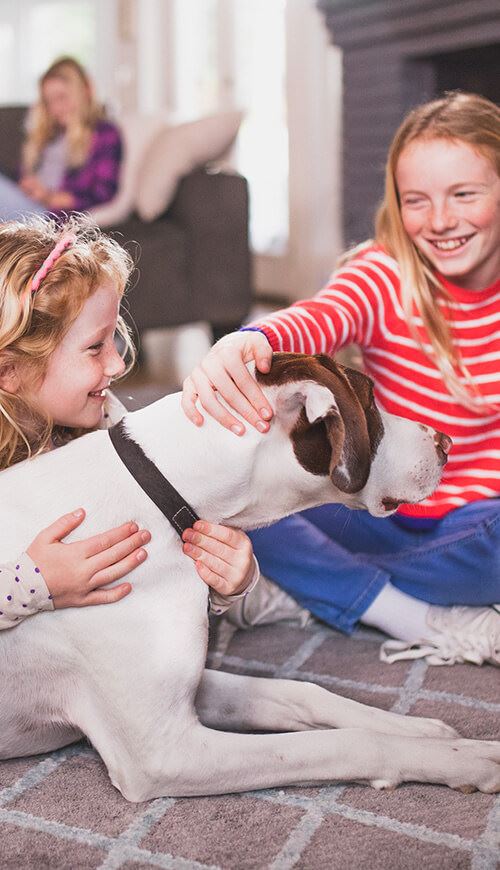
[182,92,500,667]
[0,216,257,628]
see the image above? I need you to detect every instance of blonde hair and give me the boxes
[374,91,500,408]
[0,214,135,469]
[22,56,104,173]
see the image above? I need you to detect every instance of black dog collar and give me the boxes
[108,421,199,537]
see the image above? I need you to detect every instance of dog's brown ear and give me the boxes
[296,356,373,494]
[258,352,372,493]
[323,368,372,494]
[274,380,340,430]
[324,409,370,493]
[291,396,346,479]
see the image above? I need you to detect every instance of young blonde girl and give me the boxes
[0,215,257,629]
[182,91,500,667]
[0,56,122,220]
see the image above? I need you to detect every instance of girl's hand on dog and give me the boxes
[182,521,255,596]
[181,331,273,435]
[27,508,151,609]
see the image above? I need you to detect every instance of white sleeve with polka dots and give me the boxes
[0,552,54,630]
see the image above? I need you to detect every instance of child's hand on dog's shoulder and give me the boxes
[27,508,151,609]
[182,521,255,597]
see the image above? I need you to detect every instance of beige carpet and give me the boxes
[0,619,499,869]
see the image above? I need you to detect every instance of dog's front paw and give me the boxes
[370,736,500,794]
[445,739,500,794]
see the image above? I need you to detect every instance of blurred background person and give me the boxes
[0,56,122,220]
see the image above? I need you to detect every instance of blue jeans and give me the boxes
[0,173,46,221]
[249,499,500,634]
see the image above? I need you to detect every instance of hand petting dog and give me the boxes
[27,509,151,609]
[182,521,256,598]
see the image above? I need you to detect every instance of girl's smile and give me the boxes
[427,234,474,252]
[28,282,125,429]
[396,138,500,290]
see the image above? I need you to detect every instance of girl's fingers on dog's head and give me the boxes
[181,375,204,426]
[89,547,147,587]
[189,366,247,435]
[240,331,273,376]
[207,333,273,421]
[227,361,273,425]
[201,360,270,433]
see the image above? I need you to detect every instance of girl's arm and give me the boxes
[0,509,150,630]
[182,521,259,615]
[182,249,380,434]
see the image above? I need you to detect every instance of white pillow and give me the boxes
[136,111,243,222]
[89,113,166,227]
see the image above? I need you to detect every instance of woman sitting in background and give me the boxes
[0,56,122,220]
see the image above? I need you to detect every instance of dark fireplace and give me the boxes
[317,0,500,246]
[427,43,500,105]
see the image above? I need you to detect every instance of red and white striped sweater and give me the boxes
[250,245,500,519]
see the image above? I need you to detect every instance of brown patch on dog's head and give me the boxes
[256,353,384,494]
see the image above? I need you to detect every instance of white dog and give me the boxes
[1,353,499,801]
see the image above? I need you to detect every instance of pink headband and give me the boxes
[31,233,77,294]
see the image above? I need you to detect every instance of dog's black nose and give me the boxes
[434,431,452,465]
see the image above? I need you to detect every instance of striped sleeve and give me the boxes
[249,248,396,355]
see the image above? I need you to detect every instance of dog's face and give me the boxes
[256,353,450,519]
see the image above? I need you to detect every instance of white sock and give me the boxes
[361,583,438,642]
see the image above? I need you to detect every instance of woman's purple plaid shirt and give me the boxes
[63,121,122,211]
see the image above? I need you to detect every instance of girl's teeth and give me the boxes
[432,237,469,251]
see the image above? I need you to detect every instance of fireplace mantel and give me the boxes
[317,0,500,244]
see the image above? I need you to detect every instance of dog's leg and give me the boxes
[109,722,500,800]
[70,673,499,801]
[195,669,457,739]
